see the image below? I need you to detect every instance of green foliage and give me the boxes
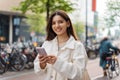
[14,0,75,34]
[104,0,120,27]
[26,14,46,34]
[73,22,85,36]
[16,0,75,17]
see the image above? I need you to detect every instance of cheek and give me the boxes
[52,25,55,30]
[52,25,57,33]
[63,27,67,32]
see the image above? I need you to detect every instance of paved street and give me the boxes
[87,54,120,80]
[0,56,120,80]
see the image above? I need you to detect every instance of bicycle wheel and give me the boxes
[115,59,119,76]
[0,61,6,74]
[10,54,26,71]
[106,65,114,79]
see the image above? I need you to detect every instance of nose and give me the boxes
[55,22,60,28]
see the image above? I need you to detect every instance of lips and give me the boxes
[55,27,62,33]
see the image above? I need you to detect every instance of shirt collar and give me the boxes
[53,36,76,50]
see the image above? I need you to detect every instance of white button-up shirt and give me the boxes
[34,36,88,80]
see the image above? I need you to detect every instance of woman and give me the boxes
[34,10,88,80]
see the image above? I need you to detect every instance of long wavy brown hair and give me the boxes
[46,10,78,41]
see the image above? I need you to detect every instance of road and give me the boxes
[87,55,120,80]
[0,56,120,80]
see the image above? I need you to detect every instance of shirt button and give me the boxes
[50,75,53,78]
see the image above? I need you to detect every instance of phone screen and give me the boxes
[36,47,47,55]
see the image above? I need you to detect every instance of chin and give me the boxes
[56,34,63,36]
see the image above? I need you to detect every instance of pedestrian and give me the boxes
[34,10,88,80]
[99,37,120,76]
[17,36,25,48]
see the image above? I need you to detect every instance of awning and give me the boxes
[0,10,25,17]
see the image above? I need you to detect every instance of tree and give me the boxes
[15,0,75,21]
[14,0,75,34]
[104,0,120,27]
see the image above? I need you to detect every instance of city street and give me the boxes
[0,0,120,80]
[87,57,120,80]
[0,56,120,80]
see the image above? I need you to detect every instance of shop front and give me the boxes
[0,11,24,43]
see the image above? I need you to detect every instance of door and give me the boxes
[0,14,9,43]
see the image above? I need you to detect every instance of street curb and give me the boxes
[91,74,103,80]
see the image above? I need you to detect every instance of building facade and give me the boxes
[0,0,29,43]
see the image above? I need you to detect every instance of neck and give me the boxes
[57,35,69,43]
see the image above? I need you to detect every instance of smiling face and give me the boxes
[46,10,78,41]
[52,15,70,36]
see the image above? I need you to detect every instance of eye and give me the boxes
[52,21,55,25]
[58,20,64,24]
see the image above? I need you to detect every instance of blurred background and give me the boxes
[0,0,120,80]
[0,0,120,45]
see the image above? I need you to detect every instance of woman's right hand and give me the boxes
[39,55,48,69]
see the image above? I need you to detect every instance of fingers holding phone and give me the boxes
[39,55,47,63]
[47,55,57,65]
[36,47,47,63]
[38,55,47,69]
[36,47,47,56]
[36,47,56,66]
[36,47,47,69]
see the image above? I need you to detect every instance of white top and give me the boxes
[34,36,88,80]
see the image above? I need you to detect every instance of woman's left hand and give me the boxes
[47,55,57,65]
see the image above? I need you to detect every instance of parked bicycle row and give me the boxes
[0,41,39,74]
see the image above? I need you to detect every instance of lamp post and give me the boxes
[85,0,88,46]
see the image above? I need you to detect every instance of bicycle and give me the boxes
[0,45,27,74]
[105,50,120,79]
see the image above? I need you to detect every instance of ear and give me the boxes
[67,21,70,28]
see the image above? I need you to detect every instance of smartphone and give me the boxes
[36,47,47,55]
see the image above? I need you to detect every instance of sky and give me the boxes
[97,0,107,16]
[69,0,107,25]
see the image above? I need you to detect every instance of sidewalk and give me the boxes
[90,54,120,80]
[1,56,120,80]
[0,69,41,80]
[0,58,101,80]
[86,58,103,80]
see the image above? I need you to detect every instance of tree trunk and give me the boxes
[46,0,50,22]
